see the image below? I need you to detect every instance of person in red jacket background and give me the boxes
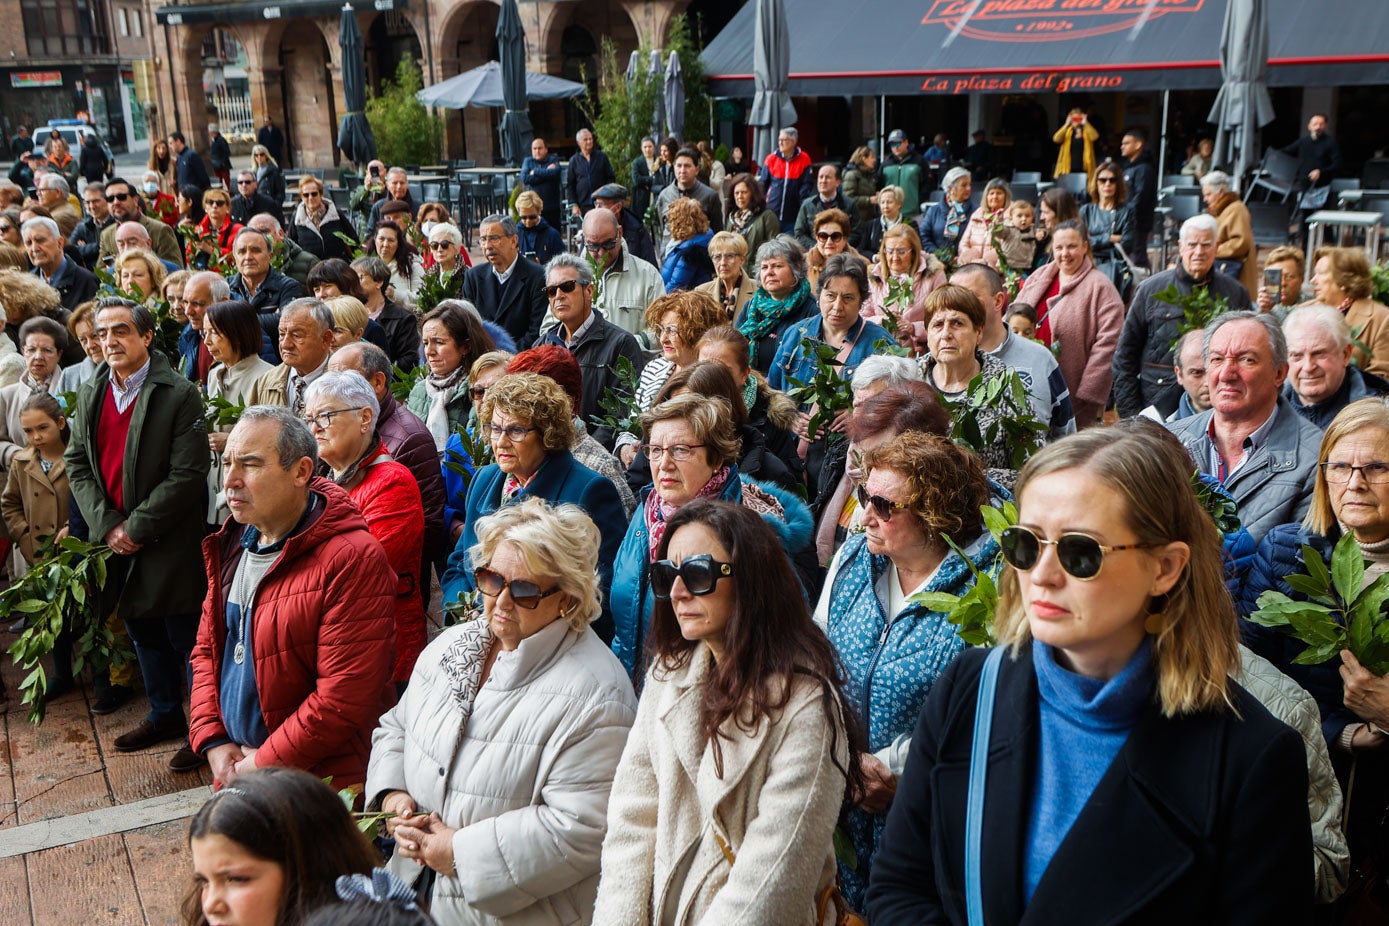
[758,127,815,233]
[189,405,398,790]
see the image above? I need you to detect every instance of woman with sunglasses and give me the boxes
[407,300,497,451]
[863,224,947,352]
[1079,159,1137,298]
[813,430,998,910]
[805,208,853,293]
[189,189,242,270]
[1240,398,1389,888]
[305,371,426,687]
[440,373,628,642]
[515,190,564,267]
[595,499,864,924]
[288,176,357,262]
[0,207,23,249]
[608,393,813,681]
[869,426,1313,924]
[369,496,637,923]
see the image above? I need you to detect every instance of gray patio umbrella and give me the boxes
[1207,0,1274,190]
[663,51,685,142]
[649,50,666,141]
[336,4,377,167]
[496,0,533,166]
[749,0,797,164]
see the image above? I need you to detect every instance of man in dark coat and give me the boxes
[24,215,97,310]
[208,125,233,192]
[1282,114,1342,195]
[169,131,211,194]
[460,214,548,348]
[228,227,306,359]
[367,168,417,231]
[792,163,860,249]
[566,128,615,219]
[66,300,211,771]
[72,180,114,269]
[257,116,284,164]
[1121,128,1156,268]
[520,137,564,230]
[231,170,282,225]
[96,177,184,268]
[9,125,31,165]
[78,133,108,184]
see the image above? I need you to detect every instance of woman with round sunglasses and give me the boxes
[608,393,813,681]
[1079,159,1137,297]
[514,190,564,267]
[407,300,497,451]
[595,499,865,924]
[368,496,637,924]
[440,372,628,642]
[1240,398,1389,884]
[805,207,853,294]
[869,426,1314,924]
[191,189,242,270]
[305,371,426,687]
[813,429,998,910]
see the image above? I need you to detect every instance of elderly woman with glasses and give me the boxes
[288,176,357,262]
[407,300,497,451]
[864,224,948,351]
[425,222,469,282]
[1200,169,1258,298]
[368,497,637,923]
[0,315,66,465]
[440,372,628,641]
[694,231,757,320]
[813,430,999,910]
[190,189,242,270]
[608,392,813,681]
[304,370,426,685]
[734,235,819,375]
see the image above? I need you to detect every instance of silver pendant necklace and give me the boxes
[232,556,254,665]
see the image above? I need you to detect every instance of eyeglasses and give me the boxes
[474,566,562,609]
[544,279,582,298]
[584,238,619,252]
[999,525,1151,580]
[816,231,845,243]
[302,406,365,430]
[641,443,705,462]
[710,252,740,262]
[478,234,506,244]
[1321,461,1389,484]
[106,192,132,202]
[488,423,538,442]
[855,483,910,521]
[1096,176,1118,184]
[650,324,681,339]
[518,213,540,223]
[649,554,734,600]
[237,179,256,185]
[884,247,913,258]
[206,200,228,207]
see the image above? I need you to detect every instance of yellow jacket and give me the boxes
[1053,122,1099,180]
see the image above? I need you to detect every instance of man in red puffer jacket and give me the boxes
[189,405,398,791]
[759,127,815,233]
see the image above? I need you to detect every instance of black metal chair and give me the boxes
[1012,170,1042,185]
[1057,172,1089,199]
[1245,147,1298,203]
[1248,201,1293,248]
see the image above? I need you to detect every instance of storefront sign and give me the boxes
[922,0,1206,42]
[921,69,1128,94]
[10,71,63,89]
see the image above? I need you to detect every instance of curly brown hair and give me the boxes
[665,197,709,242]
[478,372,575,454]
[921,282,987,331]
[862,430,988,542]
[643,290,727,348]
[0,268,60,324]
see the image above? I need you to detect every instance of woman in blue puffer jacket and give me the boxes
[609,393,813,681]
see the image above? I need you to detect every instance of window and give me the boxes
[118,6,127,35]
[21,0,109,56]
[132,9,141,36]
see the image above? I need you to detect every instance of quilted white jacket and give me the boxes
[366,618,637,924]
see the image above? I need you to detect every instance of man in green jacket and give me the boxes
[66,298,211,771]
[881,129,926,220]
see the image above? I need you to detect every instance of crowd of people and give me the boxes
[0,109,1383,925]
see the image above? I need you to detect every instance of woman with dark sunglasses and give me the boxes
[1079,159,1137,298]
[595,499,866,924]
[869,426,1314,924]
[813,429,998,910]
[368,496,637,924]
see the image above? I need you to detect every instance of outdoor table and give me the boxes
[1306,210,1381,266]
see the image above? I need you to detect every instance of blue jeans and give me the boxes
[124,613,199,728]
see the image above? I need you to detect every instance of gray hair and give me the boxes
[238,405,319,469]
[304,369,379,423]
[754,234,808,282]
[878,184,903,204]
[480,214,517,238]
[385,167,407,182]
[332,340,392,382]
[248,213,282,234]
[778,127,799,142]
[1200,170,1231,194]
[20,217,59,240]
[1180,213,1219,243]
[1174,328,1206,361]
[852,354,923,392]
[351,255,390,283]
[575,128,594,142]
[95,297,157,336]
[545,252,594,286]
[190,270,231,303]
[40,175,69,195]
[282,296,335,333]
[1204,310,1288,368]
[232,226,271,252]
[817,252,870,302]
[18,315,68,352]
[1284,303,1351,352]
[426,223,463,246]
[943,167,971,193]
[237,170,256,183]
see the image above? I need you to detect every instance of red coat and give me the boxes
[189,477,398,788]
[348,442,426,683]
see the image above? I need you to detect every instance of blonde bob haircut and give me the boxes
[641,392,740,470]
[325,295,369,339]
[514,190,544,213]
[0,268,61,322]
[468,496,603,630]
[114,247,168,297]
[469,349,514,383]
[478,372,575,454]
[642,290,727,347]
[994,421,1238,717]
[1305,397,1389,535]
[707,230,748,259]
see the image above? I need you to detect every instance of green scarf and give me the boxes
[738,277,811,363]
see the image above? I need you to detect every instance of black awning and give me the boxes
[703,0,1389,97]
[154,0,403,26]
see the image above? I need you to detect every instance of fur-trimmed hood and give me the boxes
[754,372,801,431]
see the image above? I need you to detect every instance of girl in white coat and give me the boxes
[594,499,866,925]
[366,497,637,924]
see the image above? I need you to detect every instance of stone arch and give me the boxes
[278,24,339,167]
[537,0,640,71]
[435,0,502,163]
[365,8,425,94]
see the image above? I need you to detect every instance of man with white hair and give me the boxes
[246,212,316,285]
[247,297,336,412]
[1282,304,1389,429]
[368,167,417,230]
[1113,212,1254,418]
[36,173,78,236]
[179,270,231,383]
[460,213,547,347]
[229,226,306,353]
[23,215,95,309]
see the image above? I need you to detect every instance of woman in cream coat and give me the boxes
[594,500,862,925]
[367,498,637,925]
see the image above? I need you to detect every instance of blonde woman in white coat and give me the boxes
[594,499,865,925]
[366,497,637,925]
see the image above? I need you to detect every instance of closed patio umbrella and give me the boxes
[1207,0,1275,190]
[336,4,377,167]
[664,51,684,142]
[496,0,533,166]
[749,0,797,164]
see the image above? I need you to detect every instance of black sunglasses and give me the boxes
[544,279,582,298]
[854,483,909,521]
[474,566,562,609]
[649,554,734,600]
[999,525,1150,581]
